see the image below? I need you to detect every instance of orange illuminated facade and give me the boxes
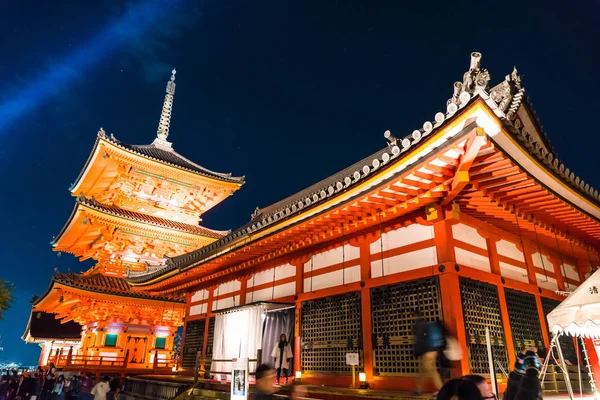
[128,54,600,390]
[24,69,243,374]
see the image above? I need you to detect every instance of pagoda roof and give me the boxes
[22,311,82,343]
[59,195,227,239]
[128,52,600,288]
[70,130,244,194]
[34,271,183,305]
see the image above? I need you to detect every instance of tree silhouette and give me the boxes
[0,280,14,320]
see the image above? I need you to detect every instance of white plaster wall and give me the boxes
[496,240,525,262]
[303,266,360,292]
[370,224,435,254]
[191,289,209,303]
[452,224,487,249]
[246,282,296,302]
[536,274,558,291]
[248,264,296,288]
[304,245,359,272]
[532,253,554,272]
[562,263,580,282]
[371,247,437,278]
[189,303,208,316]
[216,280,241,296]
[212,295,240,311]
[455,247,491,272]
[499,262,528,283]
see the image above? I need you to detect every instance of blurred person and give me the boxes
[254,365,277,400]
[271,334,293,386]
[413,311,443,395]
[504,348,540,400]
[90,377,109,400]
[462,375,495,400]
[50,375,65,400]
[514,355,542,400]
[437,378,482,400]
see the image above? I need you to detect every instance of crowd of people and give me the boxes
[0,364,121,400]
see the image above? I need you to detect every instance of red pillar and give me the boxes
[239,278,248,306]
[292,259,306,375]
[358,239,374,380]
[201,288,215,359]
[439,272,469,376]
[535,295,551,352]
[497,287,517,368]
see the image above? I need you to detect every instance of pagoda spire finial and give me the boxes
[156,68,177,142]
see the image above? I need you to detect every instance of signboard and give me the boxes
[346,353,359,366]
[231,358,249,400]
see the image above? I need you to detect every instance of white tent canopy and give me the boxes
[547,268,600,338]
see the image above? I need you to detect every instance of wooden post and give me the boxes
[66,346,73,366]
[439,272,469,376]
[549,257,567,291]
[358,239,374,381]
[153,350,159,370]
[497,287,517,368]
[124,349,129,369]
[292,259,305,374]
[201,288,215,360]
[486,238,502,276]
[535,295,551,353]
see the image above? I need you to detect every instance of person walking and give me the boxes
[271,334,293,386]
[413,311,443,396]
[90,377,109,400]
[254,365,278,400]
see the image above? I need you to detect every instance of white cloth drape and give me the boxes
[211,306,264,375]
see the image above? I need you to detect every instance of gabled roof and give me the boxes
[22,311,82,342]
[128,52,600,286]
[34,271,183,304]
[70,129,244,193]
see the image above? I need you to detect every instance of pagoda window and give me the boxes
[155,337,166,350]
[104,334,118,347]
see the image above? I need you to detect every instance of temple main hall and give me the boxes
[25,53,600,391]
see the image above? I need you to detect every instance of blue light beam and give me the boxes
[0,0,184,133]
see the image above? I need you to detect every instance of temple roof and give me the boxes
[103,132,244,184]
[34,271,184,304]
[128,52,600,286]
[22,311,82,342]
[67,195,228,238]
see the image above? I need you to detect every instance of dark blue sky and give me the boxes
[1,0,598,365]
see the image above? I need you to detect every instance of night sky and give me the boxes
[1,0,599,365]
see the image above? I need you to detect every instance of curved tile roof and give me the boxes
[75,195,228,238]
[127,52,600,286]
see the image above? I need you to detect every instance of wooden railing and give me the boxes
[46,351,178,373]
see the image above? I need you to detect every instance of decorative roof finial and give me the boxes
[156,68,177,142]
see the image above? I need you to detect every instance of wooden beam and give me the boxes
[441,128,487,206]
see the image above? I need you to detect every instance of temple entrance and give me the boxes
[210,302,295,379]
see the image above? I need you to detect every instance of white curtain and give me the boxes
[211,306,264,376]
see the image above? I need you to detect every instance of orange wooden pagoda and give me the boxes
[127,53,600,390]
[24,69,244,374]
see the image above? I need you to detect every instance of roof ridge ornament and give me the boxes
[154,68,176,147]
[448,52,490,108]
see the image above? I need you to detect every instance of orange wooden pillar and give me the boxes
[535,295,551,353]
[358,238,374,380]
[201,288,215,360]
[179,292,191,368]
[488,237,517,368]
[497,286,517,368]
[239,277,248,306]
[292,258,306,374]
[549,257,567,292]
[432,210,468,376]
